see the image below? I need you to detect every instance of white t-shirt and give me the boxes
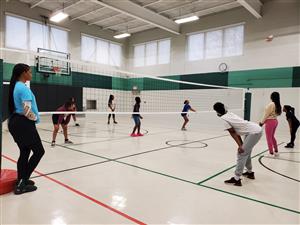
[108,100,116,111]
[221,112,262,135]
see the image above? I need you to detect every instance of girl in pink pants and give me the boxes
[264,119,278,154]
[260,92,282,156]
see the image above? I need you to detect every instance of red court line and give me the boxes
[2,154,147,225]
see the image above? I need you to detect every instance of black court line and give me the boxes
[112,135,225,161]
[38,127,131,138]
[258,155,300,182]
[30,139,300,214]
[165,140,208,148]
[263,156,300,163]
[35,135,224,178]
[31,160,109,178]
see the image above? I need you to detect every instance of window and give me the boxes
[109,43,121,67]
[6,16,27,50]
[187,24,244,61]
[5,15,68,52]
[133,39,171,67]
[187,33,204,61]
[81,35,95,62]
[145,42,157,66]
[223,25,244,57]
[29,22,49,51]
[50,27,68,52]
[81,34,122,67]
[134,45,145,67]
[205,30,223,59]
[158,39,171,64]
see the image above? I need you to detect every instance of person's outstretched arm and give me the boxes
[227,128,244,153]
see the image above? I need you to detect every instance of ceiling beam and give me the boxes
[157,0,200,15]
[88,13,122,26]
[142,0,164,8]
[71,6,106,21]
[122,24,153,33]
[30,0,45,8]
[90,0,180,35]
[102,19,137,30]
[237,0,262,19]
[53,0,84,12]
[173,1,240,20]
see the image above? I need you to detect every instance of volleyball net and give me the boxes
[1,47,245,121]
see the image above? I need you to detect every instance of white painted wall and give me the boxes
[127,0,300,75]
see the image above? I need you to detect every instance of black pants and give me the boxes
[8,114,45,181]
[17,141,45,181]
[290,123,299,145]
[108,113,116,121]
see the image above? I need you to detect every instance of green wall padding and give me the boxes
[179,72,228,89]
[72,72,112,89]
[292,67,300,87]
[228,67,293,88]
[143,75,180,90]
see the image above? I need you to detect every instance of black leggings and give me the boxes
[108,113,116,121]
[290,124,299,145]
[17,141,45,181]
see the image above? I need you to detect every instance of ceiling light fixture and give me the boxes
[113,33,131,39]
[175,15,199,24]
[50,11,69,23]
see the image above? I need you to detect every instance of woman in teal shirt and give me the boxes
[8,63,44,195]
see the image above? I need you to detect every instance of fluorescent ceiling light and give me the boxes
[50,11,69,23]
[175,16,199,24]
[114,33,131,39]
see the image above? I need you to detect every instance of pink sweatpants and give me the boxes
[265,119,278,154]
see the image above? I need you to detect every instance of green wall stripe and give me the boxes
[2,62,299,89]
[228,67,293,88]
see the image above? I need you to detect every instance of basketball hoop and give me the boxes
[52,66,61,75]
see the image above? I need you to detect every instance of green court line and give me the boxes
[37,139,300,215]
[114,156,300,215]
[199,184,300,214]
[197,142,284,185]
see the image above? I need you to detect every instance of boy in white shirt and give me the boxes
[213,102,263,186]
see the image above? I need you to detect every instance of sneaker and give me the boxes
[51,141,56,147]
[113,121,118,124]
[285,143,294,148]
[107,121,110,125]
[181,127,187,131]
[224,177,242,186]
[75,123,80,126]
[26,180,35,185]
[274,151,280,157]
[65,139,73,144]
[130,133,137,137]
[14,180,37,195]
[242,171,255,179]
[267,152,274,157]
[137,133,144,136]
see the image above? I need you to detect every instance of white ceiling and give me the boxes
[19,0,264,35]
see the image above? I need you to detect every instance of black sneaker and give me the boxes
[75,123,80,127]
[14,180,37,195]
[25,179,35,185]
[242,171,255,179]
[285,143,294,148]
[224,177,242,186]
[113,121,118,124]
